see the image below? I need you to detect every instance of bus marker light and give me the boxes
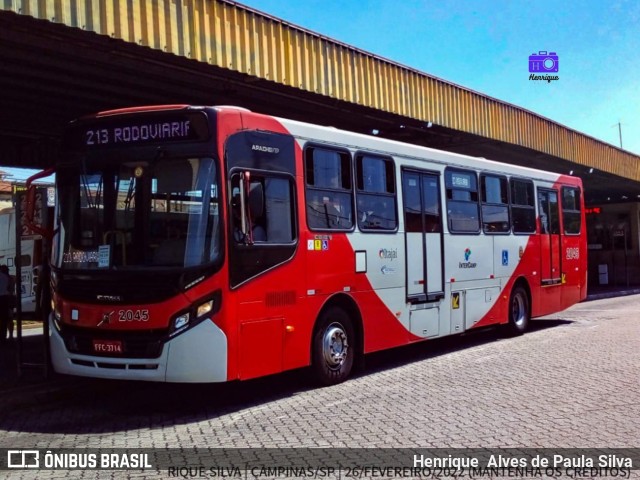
[71,309,79,321]
[285,325,295,333]
[450,278,455,283]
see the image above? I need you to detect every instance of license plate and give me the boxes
[92,339,123,355]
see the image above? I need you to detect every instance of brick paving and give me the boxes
[0,295,638,478]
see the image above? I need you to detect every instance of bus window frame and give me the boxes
[228,167,299,247]
[354,151,399,234]
[444,167,481,235]
[479,173,511,235]
[561,186,582,236]
[509,177,537,235]
[303,143,355,232]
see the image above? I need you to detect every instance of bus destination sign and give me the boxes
[75,112,209,149]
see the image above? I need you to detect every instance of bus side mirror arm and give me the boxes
[25,167,55,240]
[238,171,255,245]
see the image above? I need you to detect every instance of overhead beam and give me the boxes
[2,1,639,181]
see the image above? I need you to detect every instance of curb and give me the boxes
[586,289,640,301]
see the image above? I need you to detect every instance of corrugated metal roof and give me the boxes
[4,0,640,181]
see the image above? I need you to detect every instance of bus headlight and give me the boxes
[168,291,221,339]
[174,313,190,331]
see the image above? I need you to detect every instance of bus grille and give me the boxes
[60,325,167,359]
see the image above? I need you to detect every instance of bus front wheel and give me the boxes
[506,285,530,335]
[312,307,354,386]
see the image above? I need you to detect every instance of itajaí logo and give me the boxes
[460,248,477,269]
[379,248,397,260]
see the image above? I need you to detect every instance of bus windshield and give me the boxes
[54,157,221,270]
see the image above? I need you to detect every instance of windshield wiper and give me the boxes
[80,163,101,210]
[124,177,136,214]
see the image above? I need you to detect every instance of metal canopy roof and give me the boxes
[0,0,639,204]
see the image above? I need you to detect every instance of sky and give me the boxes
[236,0,640,155]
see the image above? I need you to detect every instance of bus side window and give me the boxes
[231,174,295,245]
[445,168,480,233]
[263,177,295,243]
[562,187,581,234]
[355,154,397,231]
[510,179,536,234]
[480,174,510,233]
[304,146,353,230]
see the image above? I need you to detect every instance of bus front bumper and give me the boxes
[49,318,228,383]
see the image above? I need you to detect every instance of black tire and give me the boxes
[505,284,530,336]
[312,307,355,386]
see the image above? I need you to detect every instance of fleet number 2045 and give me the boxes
[118,310,150,322]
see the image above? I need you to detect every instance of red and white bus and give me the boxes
[34,105,587,385]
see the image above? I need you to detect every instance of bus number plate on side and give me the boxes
[92,340,123,355]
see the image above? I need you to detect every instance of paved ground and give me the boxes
[0,295,638,478]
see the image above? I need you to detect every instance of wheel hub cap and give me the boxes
[512,294,526,326]
[323,324,348,369]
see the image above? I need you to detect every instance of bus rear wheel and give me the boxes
[506,285,530,336]
[312,307,354,386]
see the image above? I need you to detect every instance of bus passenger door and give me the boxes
[537,188,562,311]
[402,171,444,303]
